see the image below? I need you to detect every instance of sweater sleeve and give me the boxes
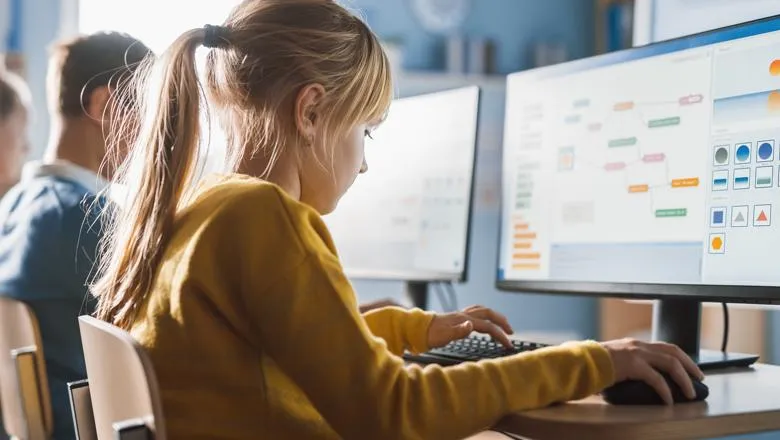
[250,252,613,440]
[362,306,435,356]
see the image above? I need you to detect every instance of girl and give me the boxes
[0,71,30,198]
[94,1,702,438]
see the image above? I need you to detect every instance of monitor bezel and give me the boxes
[495,14,780,303]
[342,86,482,284]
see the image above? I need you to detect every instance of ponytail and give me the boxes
[94,29,207,328]
[93,0,394,329]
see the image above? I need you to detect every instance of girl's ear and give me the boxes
[294,83,326,143]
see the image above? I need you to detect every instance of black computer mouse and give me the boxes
[602,372,709,405]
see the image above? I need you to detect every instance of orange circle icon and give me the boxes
[771,59,780,76]
[711,236,723,251]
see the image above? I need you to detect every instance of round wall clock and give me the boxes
[408,0,472,34]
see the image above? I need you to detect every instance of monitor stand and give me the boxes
[405,281,428,310]
[651,299,759,370]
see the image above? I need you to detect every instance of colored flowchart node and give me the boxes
[608,137,638,148]
[605,162,626,171]
[712,170,729,191]
[733,168,750,190]
[672,177,700,188]
[679,94,704,106]
[756,166,773,188]
[709,233,726,254]
[735,143,752,164]
[648,116,681,128]
[511,221,541,271]
[757,140,775,162]
[754,204,771,227]
[643,153,666,163]
[655,208,687,218]
[629,184,649,193]
[731,206,748,227]
[713,145,730,166]
[711,207,726,227]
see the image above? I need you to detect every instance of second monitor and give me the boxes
[324,86,480,309]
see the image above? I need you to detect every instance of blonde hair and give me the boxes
[93,0,393,328]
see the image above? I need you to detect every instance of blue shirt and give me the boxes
[0,162,105,440]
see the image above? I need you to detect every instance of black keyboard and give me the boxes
[403,335,551,366]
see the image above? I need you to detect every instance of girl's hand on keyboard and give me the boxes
[427,305,515,349]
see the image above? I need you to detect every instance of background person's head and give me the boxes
[0,71,32,196]
[97,0,393,328]
[46,31,152,177]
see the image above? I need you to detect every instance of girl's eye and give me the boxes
[364,129,374,140]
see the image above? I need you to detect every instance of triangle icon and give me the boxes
[736,212,745,222]
[759,210,768,222]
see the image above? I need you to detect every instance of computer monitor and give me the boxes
[497,15,780,368]
[325,86,480,308]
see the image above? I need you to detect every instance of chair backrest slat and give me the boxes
[78,316,165,440]
[0,297,53,439]
[68,380,97,440]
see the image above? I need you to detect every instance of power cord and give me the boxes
[721,302,729,352]
[444,282,460,311]
[434,283,454,312]
[433,282,460,312]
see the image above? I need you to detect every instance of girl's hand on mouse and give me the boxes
[601,338,704,405]
[427,305,514,349]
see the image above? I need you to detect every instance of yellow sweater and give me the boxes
[131,174,615,440]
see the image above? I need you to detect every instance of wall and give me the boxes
[2,0,62,159]
[349,0,595,73]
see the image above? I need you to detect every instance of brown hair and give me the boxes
[47,32,152,117]
[93,0,393,328]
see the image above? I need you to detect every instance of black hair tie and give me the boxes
[203,24,229,49]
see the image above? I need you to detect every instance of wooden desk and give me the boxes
[495,364,780,440]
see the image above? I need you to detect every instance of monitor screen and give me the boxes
[325,86,479,281]
[498,16,780,299]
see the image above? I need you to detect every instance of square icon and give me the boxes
[731,205,749,227]
[711,207,726,227]
[756,166,774,188]
[734,142,752,164]
[709,233,726,254]
[733,168,750,190]
[713,144,730,166]
[712,170,729,191]
[754,204,772,227]
[756,139,775,162]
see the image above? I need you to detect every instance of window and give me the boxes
[79,0,241,53]
[79,0,243,177]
